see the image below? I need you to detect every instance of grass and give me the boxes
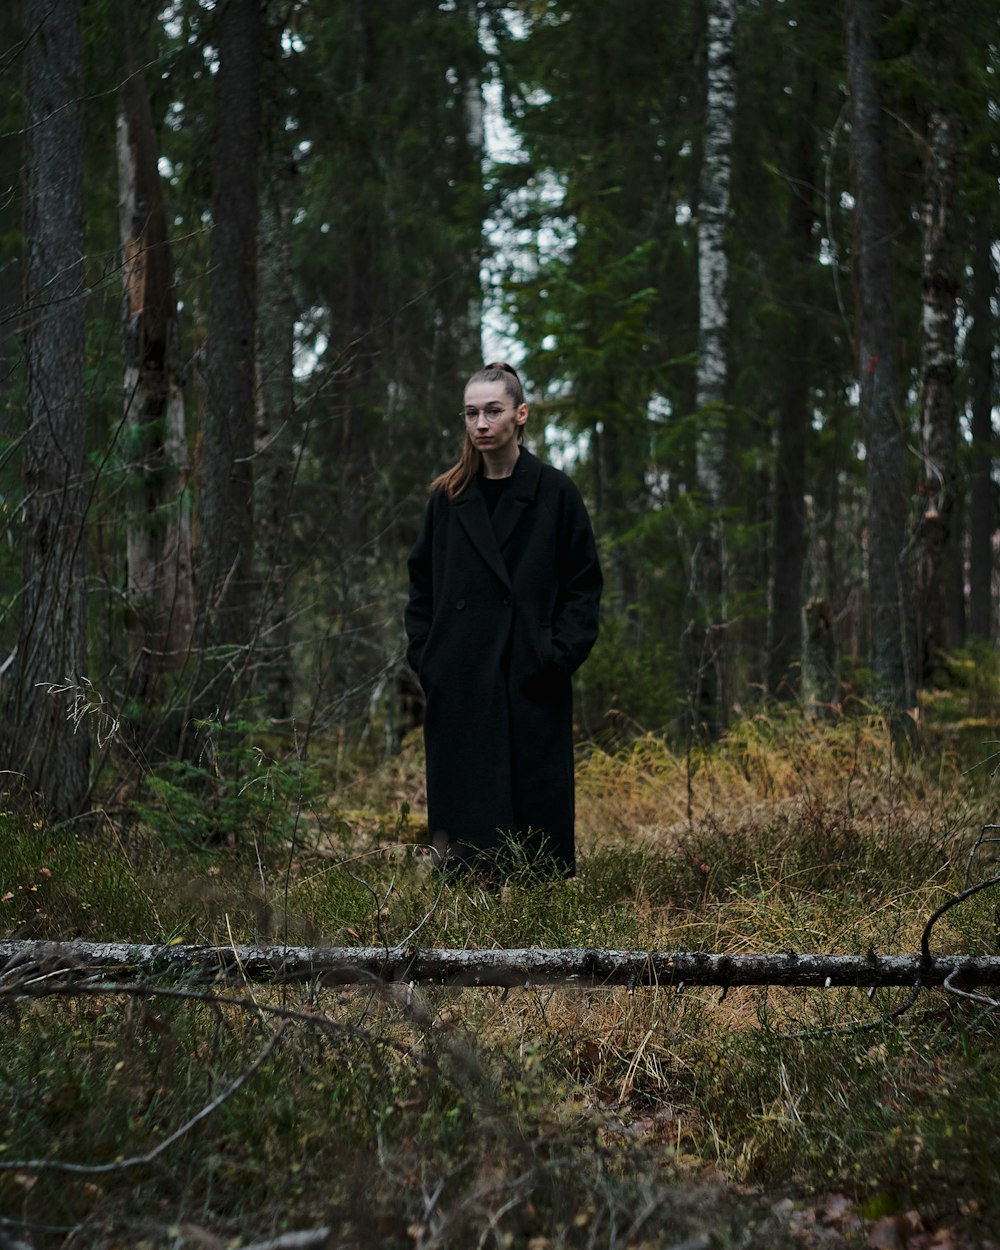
[1,703,998,1247]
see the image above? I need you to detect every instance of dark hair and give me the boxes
[430,362,526,499]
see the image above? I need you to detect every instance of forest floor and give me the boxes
[1,696,999,1249]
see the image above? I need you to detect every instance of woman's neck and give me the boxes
[480,444,521,480]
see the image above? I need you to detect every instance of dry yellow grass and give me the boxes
[5,704,998,1247]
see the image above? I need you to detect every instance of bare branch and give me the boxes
[0,1023,285,1176]
[0,975,415,1055]
[239,1233,333,1250]
[920,873,1000,964]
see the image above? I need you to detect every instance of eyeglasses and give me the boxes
[460,405,512,424]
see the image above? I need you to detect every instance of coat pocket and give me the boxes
[416,630,442,692]
[539,622,553,667]
[530,622,554,678]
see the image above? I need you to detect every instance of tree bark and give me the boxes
[462,0,485,363]
[845,0,913,717]
[767,56,817,702]
[967,210,996,643]
[695,0,735,496]
[0,1,23,419]
[8,0,89,816]
[198,0,262,703]
[339,0,376,566]
[3,940,1000,992]
[917,109,962,675]
[117,5,195,714]
[254,2,295,720]
[689,0,736,739]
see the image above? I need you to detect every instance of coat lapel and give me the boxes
[454,477,511,589]
[492,449,542,552]
[452,450,543,589]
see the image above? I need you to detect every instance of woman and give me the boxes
[405,362,602,877]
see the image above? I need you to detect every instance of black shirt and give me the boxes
[478,472,511,517]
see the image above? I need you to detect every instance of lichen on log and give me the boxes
[2,940,999,993]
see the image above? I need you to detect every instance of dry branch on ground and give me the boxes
[2,939,1000,992]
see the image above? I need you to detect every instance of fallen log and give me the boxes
[2,939,1000,992]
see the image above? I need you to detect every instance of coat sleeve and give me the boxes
[550,481,602,676]
[405,496,436,676]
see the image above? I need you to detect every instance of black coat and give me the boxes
[405,449,602,875]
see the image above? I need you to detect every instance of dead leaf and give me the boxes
[178,1224,224,1250]
[820,1192,853,1225]
[868,1216,902,1249]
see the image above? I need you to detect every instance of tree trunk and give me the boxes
[8,0,89,816]
[4,939,1000,993]
[917,109,962,677]
[967,210,996,643]
[845,0,913,717]
[117,6,195,717]
[767,58,817,702]
[340,0,377,566]
[254,2,295,721]
[198,0,262,709]
[695,0,735,500]
[462,0,485,363]
[596,409,640,612]
[0,1,23,423]
[689,0,736,738]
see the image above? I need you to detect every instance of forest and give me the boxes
[1,1,999,1248]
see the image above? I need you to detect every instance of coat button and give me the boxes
[503,597,511,606]
[456,599,466,610]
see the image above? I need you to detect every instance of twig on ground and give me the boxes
[0,976,415,1054]
[392,869,450,953]
[922,859,1000,1013]
[963,824,1000,887]
[782,980,924,1042]
[0,1023,285,1176]
[663,1237,712,1250]
[942,969,1000,1010]
[787,831,1000,1039]
[921,872,1000,964]
[622,1193,663,1245]
[0,1226,35,1250]
[237,1231,332,1250]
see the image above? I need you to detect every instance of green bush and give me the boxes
[131,717,322,852]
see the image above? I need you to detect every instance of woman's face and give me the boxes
[463,380,527,456]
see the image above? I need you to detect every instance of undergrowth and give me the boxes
[0,705,998,1248]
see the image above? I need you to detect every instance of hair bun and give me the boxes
[485,361,521,382]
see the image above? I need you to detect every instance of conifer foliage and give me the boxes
[0,0,997,812]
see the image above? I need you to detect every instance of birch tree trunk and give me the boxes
[198,0,262,711]
[967,210,996,643]
[5,940,1000,993]
[117,10,195,715]
[8,0,89,816]
[695,0,735,502]
[916,109,962,676]
[845,0,914,717]
[689,0,736,737]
